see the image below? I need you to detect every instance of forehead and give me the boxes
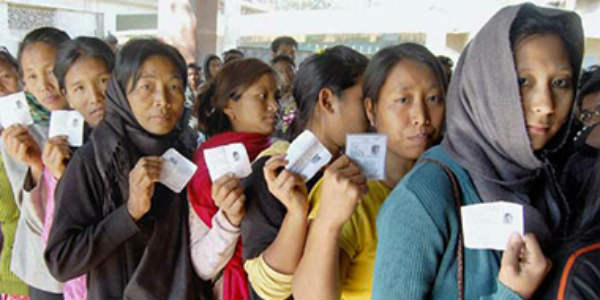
[65,57,109,81]
[139,55,178,75]
[21,42,57,66]
[514,34,570,68]
[277,43,295,52]
[248,73,277,90]
[0,59,17,73]
[582,91,600,108]
[382,59,439,91]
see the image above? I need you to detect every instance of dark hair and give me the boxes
[271,36,298,53]
[223,49,244,64]
[196,58,275,137]
[363,43,447,108]
[287,45,368,140]
[271,54,296,68]
[577,65,600,107]
[187,63,200,70]
[53,37,115,90]
[510,7,581,88]
[105,32,118,45]
[437,55,453,68]
[113,39,187,93]
[203,54,221,81]
[17,27,70,75]
[571,157,600,241]
[0,47,18,73]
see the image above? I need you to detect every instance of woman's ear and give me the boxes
[223,99,236,121]
[365,97,376,128]
[316,87,335,115]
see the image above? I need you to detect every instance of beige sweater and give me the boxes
[1,124,63,293]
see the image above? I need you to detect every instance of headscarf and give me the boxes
[441,3,584,245]
[90,77,205,299]
[188,131,271,300]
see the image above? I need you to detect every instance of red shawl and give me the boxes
[188,131,271,300]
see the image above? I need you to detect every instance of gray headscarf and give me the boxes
[442,3,583,246]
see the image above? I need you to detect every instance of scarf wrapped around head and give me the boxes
[441,3,583,246]
[90,77,207,299]
[188,131,271,300]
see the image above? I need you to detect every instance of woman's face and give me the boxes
[209,58,222,78]
[63,57,110,128]
[127,55,185,135]
[0,59,19,97]
[273,60,294,91]
[327,78,370,148]
[366,59,445,161]
[515,33,574,151]
[20,42,68,110]
[579,91,600,127]
[579,90,600,148]
[224,73,279,135]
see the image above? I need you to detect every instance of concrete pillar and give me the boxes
[158,0,218,64]
[222,0,241,53]
[192,0,218,62]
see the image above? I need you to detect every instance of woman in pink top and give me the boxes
[39,37,114,300]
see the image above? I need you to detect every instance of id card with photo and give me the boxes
[0,92,34,128]
[49,110,85,146]
[204,143,252,182]
[346,134,387,180]
[285,130,332,182]
[160,148,198,193]
[461,201,524,250]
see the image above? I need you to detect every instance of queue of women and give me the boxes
[1,2,600,300]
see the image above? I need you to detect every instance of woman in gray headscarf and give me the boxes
[372,3,583,300]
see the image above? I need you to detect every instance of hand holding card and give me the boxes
[285,130,332,182]
[49,110,85,147]
[0,92,34,128]
[346,134,387,180]
[461,201,524,250]
[159,148,198,193]
[204,143,252,182]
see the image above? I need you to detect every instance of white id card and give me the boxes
[49,110,85,147]
[204,143,252,182]
[160,148,198,193]
[0,92,34,128]
[285,130,332,182]
[346,134,387,180]
[461,201,524,250]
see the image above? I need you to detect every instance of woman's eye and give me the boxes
[427,95,444,103]
[518,77,528,87]
[170,84,182,92]
[552,78,571,89]
[74,85,84,93]
[395,97,408,104]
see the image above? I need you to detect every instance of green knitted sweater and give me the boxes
[0,155,29,296]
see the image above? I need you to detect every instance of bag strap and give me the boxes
[420,158,464,300]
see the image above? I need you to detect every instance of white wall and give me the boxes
[0,0,157,57]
